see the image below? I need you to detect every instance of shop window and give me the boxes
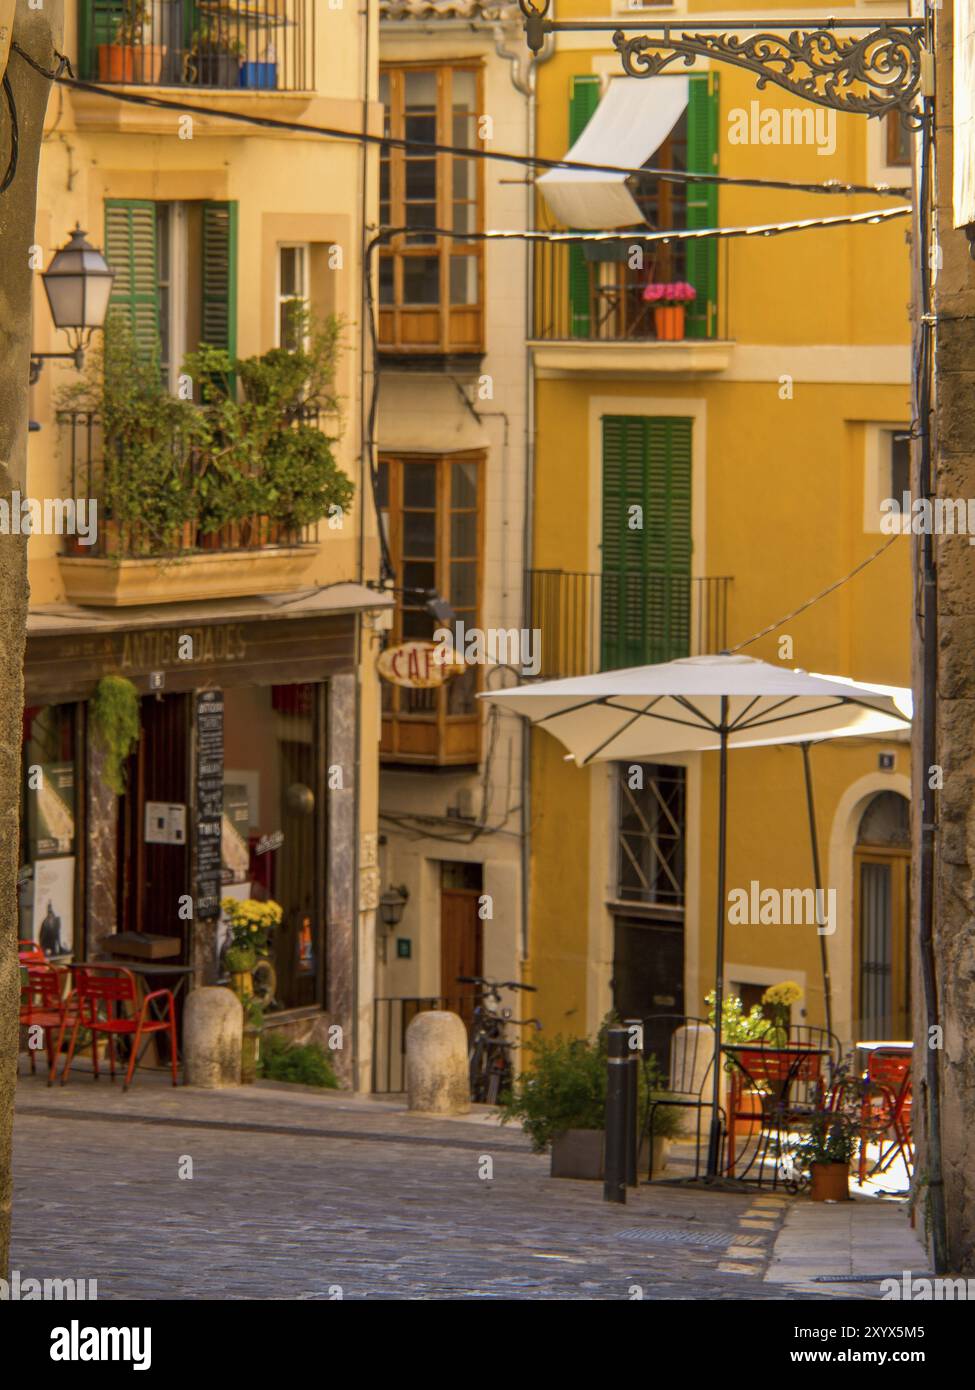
[378,63,484,355]
[19,705,80,960]
[220,682,323,1011]
[379,451,483,765]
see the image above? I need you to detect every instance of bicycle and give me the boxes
[458,976,541,1104]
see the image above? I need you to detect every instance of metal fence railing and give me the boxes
[524,570,732,678]
[79,0,316,92]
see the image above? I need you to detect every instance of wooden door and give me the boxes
[117,693,190,952]
[440,861,482,1027]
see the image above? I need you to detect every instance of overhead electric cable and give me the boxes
[44,68,913,202]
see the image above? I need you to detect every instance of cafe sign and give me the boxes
[377,640,465,689]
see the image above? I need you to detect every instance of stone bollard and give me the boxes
[183,987,243,1088]
[405,1010,470,1114]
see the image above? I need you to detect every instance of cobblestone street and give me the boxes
[10,1074,825,1301]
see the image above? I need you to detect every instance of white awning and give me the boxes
[538,76,690,230]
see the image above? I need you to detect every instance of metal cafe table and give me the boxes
[723,1042,832,1187]
[90,935,197,1066]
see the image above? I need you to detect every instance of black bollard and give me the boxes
[623,1018,642,1186]
[604,1027,629,1203]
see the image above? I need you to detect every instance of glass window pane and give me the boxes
[452,460,477,508]
[280,246,299,296]
[403,608,436,640]
[447,664,476,715]
[451,560,476,608]
[379,256,394,305]
[453,160,475,201]
[406,159,437,202]
[379,72,389,104]
[405,70,437,106]
[406,113,436,144]
[403,257,440,305]
[450,511,476,556]
[376,459,389,508]
[380,161,389,202]
[449,255,477,306]
[453,203,474,235]
[403,462,436,507]
[452,70,476,114]
[403,560,435,594]
[404,510,436,555]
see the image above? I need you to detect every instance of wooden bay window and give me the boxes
[379,63,484,355]
[378,451,484,764]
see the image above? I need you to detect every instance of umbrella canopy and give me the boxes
[478,654,911,761]
[480,653,912,1179]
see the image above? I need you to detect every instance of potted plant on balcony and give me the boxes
[498,1022,682,1180]
[184,18,245,88]
[239,39,278,91]
[642,280,697,340]
[56,322,205,560]
[98,0,167,85]
[185,308,354,548]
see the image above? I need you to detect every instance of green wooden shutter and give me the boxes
[104,199,160,360]
[201,202,239,358]
[601,416,693,669]
[568,75,600,338]
[79,1,124,81]
[685,73,719,339]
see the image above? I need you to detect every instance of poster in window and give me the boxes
[297,914,315,975]
[30,856,75,958]
[28,762,75,859]
[222,784,251,884]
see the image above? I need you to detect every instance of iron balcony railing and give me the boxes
[531,240,716,342]
[525,569,731,679]
[58,408,319,559]
[79,0,316,92]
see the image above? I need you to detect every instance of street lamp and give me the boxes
[30,225,115,385]
[378,885,410,930]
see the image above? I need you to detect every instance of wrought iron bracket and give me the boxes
[519,4,927,124]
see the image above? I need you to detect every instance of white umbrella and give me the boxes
[480,653,912,1176]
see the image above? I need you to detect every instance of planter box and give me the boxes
[810,1161,851,1202]
[98,44,167,85]
[59,544,316,606]
[195,53,240,88]
[239,61,277,90]
[550,1129,670,1181]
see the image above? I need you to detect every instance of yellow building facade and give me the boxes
[526,0,914,1050]
[23,1,386,1088]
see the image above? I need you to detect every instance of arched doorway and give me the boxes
[854,791,910,1039]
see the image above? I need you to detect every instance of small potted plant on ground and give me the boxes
[98,0,167,84]
[793,1108,856,1201]
[642,280,697,340]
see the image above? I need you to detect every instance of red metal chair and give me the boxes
[726,1044,828,1183]
[18,939,47,963]
[62,965,178,1090]
[858,1049,913,1182]
[19,961,77,1085]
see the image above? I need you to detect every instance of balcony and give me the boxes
[525,569,731,679]
[57,409,321,607]
[78,0,315,92]
[529,242,732,378]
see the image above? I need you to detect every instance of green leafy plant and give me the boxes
[258,1032,339,1088]
[792,1107,857,1172]
[704,990,773,1046]
[89,676,140,794]
[498,1023,683,1154]
[113,0,150,46]
[184,309,353,537]
[58,321,205,559]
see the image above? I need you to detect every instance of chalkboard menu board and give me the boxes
[196,689,224,919]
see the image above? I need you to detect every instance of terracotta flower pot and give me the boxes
[653,304,686,340]
[98,44,167,85]
[809,1161,851,1202]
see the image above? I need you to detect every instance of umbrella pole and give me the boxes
[800,741,834,1041]
[706,701,729,1178]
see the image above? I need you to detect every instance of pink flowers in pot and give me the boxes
[642,281,697,303]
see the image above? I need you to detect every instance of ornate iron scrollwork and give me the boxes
[613,26,924,123]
